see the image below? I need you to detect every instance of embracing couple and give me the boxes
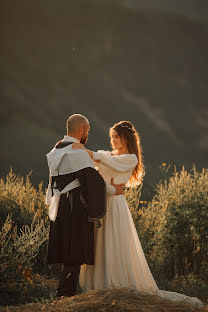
[45,114,203,307]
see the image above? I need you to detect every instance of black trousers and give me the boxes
[57,264,81,297]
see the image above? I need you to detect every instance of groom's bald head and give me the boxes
[66,114,90,144]
[66,114,89,133]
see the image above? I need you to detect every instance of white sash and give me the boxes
[45,178,81,222]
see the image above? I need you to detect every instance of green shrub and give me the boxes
[0,215,49,282]
[0,168,48,229]
[0,273,56,306]
[0,214,49,305]
[0,169,55,305]
[156,273,208,301]
[136,166,208,280]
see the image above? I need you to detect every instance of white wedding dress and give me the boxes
[79,151,203,306]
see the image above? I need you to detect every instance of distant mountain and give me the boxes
[1,0,208,186]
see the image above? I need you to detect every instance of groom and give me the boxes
[45,114,124,297]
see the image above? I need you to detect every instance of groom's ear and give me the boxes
[78,126,84,135]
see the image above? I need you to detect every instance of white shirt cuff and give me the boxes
[106,183,116,195]
[93,152,100,161]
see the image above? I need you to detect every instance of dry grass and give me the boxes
[0,288,207,312]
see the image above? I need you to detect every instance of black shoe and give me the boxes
[57,264,80,298]
[56,289,75,298]
[56,290,64,298]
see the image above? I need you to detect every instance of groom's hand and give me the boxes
[72,142,85,150]
[111,178,125,195]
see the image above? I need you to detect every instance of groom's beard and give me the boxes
[80,135,88,145]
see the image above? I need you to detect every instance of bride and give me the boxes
[72,120,203,306]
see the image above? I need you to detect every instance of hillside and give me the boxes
[1,0,208,185]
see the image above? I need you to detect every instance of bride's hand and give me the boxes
[72,142,85,150]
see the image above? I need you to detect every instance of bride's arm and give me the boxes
[72,144,138,172]
[72,143,125,195]
[72,143,94,159]
[93,150,138,172]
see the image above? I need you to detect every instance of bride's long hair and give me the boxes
[109,121,145,187]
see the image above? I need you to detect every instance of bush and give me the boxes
[0,214,49,280]
[163,274,208,301]
[0,214,50,305]
[0,273,57,306]
[0,168,48,229]
[136,166,208,280]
